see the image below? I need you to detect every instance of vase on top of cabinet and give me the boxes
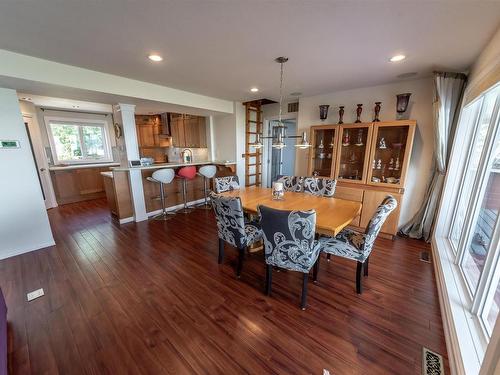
[367,120,416,189]
[308,125,339,177]
[334,123,373,184]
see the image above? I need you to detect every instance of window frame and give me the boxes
[433,82,500,374]
[45,116,113,165]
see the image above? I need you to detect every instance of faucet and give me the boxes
[181,148,193,163]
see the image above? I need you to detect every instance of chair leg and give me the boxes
[301,273,308,310]
[236,247,245,278]
[356,261,363,294]
[313,256,320,283]
[218,239,224,264]
[364,257,369,277]
[265,264,272,296]
[327,254,331,262]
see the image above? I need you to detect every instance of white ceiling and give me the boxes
[0,0,499,102]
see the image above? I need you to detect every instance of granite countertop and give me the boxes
[49,162,120,171]
[111,160,236,172]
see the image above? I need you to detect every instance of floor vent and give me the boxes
[423,347,444,375]
[420,250,431,263]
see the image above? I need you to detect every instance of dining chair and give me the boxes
[318,196,397,294]
[258,205,321,310]
[210,192,262,277]
[303,177,336,197]
[276,175,304,192]
[214,175,240,193]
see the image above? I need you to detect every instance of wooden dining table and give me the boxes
[221,186,362,237]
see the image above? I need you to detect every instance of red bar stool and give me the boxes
[176,166,197,214]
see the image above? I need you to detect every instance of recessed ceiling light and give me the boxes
[390,54,406,62]
[148,54,163,62]
[250,87,259,93]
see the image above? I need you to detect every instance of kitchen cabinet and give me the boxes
[170,114,207,148]
[51,167,111,205]
[135,115,170,163]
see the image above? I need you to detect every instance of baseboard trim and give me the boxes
[0,240,56,260]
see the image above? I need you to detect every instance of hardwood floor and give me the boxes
[1,199,448,374]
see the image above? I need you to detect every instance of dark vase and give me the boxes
[338,106,344,124]
[319,105,329,121]
[373,102,382,122]
[355,104,363,123]
[396,93,411,114]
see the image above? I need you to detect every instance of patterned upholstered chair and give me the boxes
[303,177,336,197]
[210,192,262,277]
[258,205,322,310]
[318,196,397,293]
[276,175,304,192]
[214,175,240,193]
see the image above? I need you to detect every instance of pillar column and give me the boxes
[113,103,147,222]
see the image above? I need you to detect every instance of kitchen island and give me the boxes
[103,161,236,223]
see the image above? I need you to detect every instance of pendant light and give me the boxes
[249,57,310,149]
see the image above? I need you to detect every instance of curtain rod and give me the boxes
[40,107,110,116]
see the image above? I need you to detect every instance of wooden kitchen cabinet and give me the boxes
[51,167,110,205]
[170,114,207,148]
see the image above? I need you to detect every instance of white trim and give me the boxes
[22,113,58,209]
[44,115,113,165]
[119,217,134,224]
[432,237,484,375]
[0,240,56,261]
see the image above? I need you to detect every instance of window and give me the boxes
[46,117,112,164]
[435,81,500,361]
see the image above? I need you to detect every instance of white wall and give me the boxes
[465,25,500,104]
[212,101,246,184]
[297,78,434,226]
[0,88,54,259]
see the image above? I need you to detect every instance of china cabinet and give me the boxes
[307,120,416,238]
[308,125,339,177]
[367,121,415,189]
[335,124,373,184]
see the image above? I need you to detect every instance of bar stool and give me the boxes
[197,165,217,210]
[146,168,176,220]
[176,166,197,214]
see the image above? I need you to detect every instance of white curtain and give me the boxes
[400,72,467,241]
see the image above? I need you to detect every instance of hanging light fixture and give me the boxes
[249,57,310,149]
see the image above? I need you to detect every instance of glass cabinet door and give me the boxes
[310,127,337,177]
[336,125,372,183]
[368,122,415,188]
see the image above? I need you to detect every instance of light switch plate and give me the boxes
[27,288,44,301]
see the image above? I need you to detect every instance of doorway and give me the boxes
[23,115,57,209]
[264,118,297,187]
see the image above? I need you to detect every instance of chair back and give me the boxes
[258,205,319,273]
[276,175,304,192]
[151,168,175,184]
[177,166,197,180]
[198,165,217,178]
[303,177,336,197]
[210,192,246,248]
[363,196,398,251]
[214,175,240,193]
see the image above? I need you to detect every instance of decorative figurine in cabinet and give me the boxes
[308,125,339,177]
